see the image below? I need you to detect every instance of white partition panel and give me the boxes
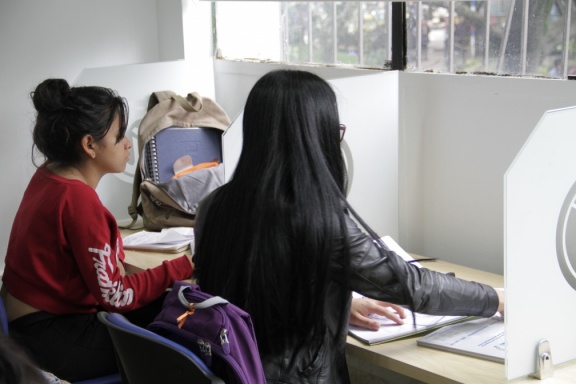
[223,72,399,238]
[504,106,576,379]
[332,74,399,238]
[75,60,215,224]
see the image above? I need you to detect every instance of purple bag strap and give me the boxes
[177,285,229,309]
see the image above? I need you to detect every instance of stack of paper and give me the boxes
[123,227,194,253]
[417,316,505,363]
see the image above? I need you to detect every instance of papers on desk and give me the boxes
[122,227,193,253]
[417,315,505,363]
[348,308,468,345]
[348,236,467,345]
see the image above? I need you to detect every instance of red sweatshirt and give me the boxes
[3,164,193,314]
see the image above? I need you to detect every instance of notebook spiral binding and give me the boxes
[144,137,160,183]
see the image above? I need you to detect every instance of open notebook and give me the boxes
[347,236,469,345]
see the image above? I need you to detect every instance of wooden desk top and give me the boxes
[121,228,191,272]
[121,231,576,383]
[124,247,189,270]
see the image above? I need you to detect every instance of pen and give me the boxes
[407,258,437,263]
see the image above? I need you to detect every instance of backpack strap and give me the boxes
[176,285,229,328]
[122,168,143,229]
[147,90,180,110]
[177,285,229,309]
[122,91,176,229]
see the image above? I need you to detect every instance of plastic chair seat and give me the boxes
[97,311,224,384]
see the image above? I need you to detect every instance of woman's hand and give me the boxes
[349,297,406,331]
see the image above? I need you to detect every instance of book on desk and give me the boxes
[122,227,193,253]
[416,316,505,363]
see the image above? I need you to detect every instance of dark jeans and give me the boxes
[8,293,167,382]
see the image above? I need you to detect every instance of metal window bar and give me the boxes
[520,0,529,75]
[387,2,393,63]
[416,2,423,69]
[562,0,573,78]
[308,3,313,62]
[358,2,364,65]
[391,1,406,70]
[497,0,515,73]
[484,0,491,69]
[333,2,338,62]
[448,2,456,73]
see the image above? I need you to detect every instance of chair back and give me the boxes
[97,312,224,384]
[0,296,8,334]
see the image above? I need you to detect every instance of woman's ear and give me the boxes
[80,134,97,159]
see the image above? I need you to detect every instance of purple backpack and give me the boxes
[148,281,266,384]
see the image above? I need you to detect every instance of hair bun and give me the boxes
[31,78,71,113]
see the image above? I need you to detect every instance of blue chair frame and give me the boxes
[0,295,8,334]
[97,311,224,384]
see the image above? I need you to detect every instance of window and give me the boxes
[213,1,576,78]
[408,1,576,77]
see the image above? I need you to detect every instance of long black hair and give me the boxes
[195,69,350,354]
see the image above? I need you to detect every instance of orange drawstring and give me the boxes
[177,303,196,328]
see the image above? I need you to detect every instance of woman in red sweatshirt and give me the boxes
[1,79,194,381]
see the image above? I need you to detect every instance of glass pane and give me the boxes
[335,2,361,65]
[284,2,310,63]
[542,0,570,78]
[215,2,282,61]
[363,2,392,67]
[215,1,392,68]
[406,1,573,78]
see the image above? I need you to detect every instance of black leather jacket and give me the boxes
[195,197,499,384]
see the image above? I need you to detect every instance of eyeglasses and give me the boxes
[339,124,346,142]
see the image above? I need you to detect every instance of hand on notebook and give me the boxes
[349,297,406,331]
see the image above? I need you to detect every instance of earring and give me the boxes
[91,152,96,158]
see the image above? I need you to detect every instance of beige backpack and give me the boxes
[125,91,231,231]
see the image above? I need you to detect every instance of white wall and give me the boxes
[0,0,187,274]
[399,73,576,274]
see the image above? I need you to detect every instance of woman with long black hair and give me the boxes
[193,69,503,384]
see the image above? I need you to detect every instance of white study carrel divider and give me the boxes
[504,106,576,379]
